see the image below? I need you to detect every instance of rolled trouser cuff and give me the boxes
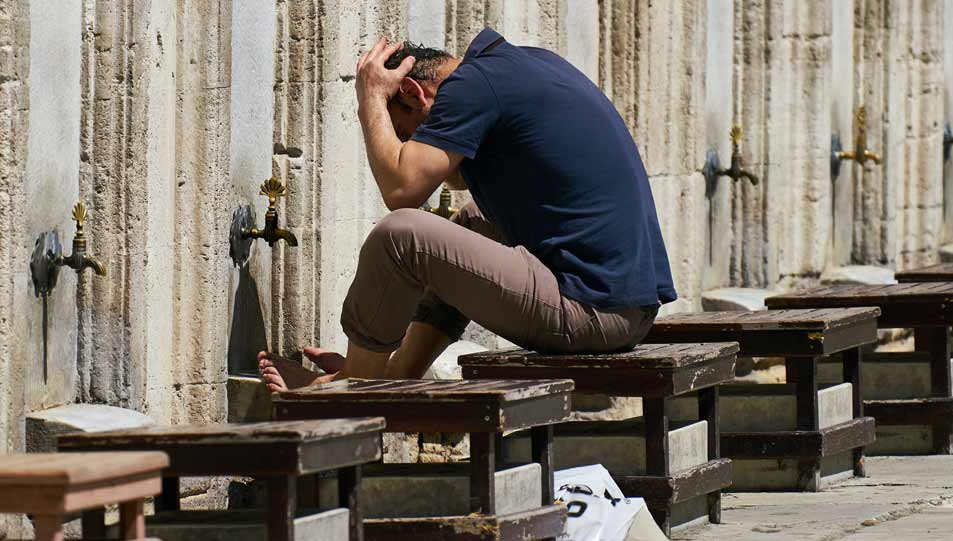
[340,320,405,353]
[412,297,469,342]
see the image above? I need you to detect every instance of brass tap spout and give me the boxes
[423,185,458,219]
[832,105,881,179]
[55,202,107,277]
[836,106,881,165]
[717,125,760,185]
[242,177,299,247]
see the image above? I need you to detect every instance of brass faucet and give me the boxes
[422,185,458,219]
[242,177,299,247]
[56,202,106,277]
[702,125,758,265]
[831,105,881,179]
[716,125,759,186]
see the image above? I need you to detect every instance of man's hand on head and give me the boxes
[356,38,416,110]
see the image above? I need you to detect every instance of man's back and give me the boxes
[413,28,676,310]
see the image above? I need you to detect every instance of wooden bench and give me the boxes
[273,379,572,541]
[58,419,385,541]
[644,308,879,490]
[458,343,738,536]
[0,451,167,540]
[766,283,953,454]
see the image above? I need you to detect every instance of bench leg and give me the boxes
[81,508,106,539]
[843,347,867,477]
[469,432,496,515]
[298,474,320,510]
[788,358,821,491]
[917,327,953,454]
[119,499,145,540]
[644,397,671,537]
[339,465,364,541]
[158,476,180,512]
[698,387,722,523]
[531,425,555,506]
[266,475,297,541]
[33,514,63,541]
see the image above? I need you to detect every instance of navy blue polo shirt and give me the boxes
[412,28,676,309]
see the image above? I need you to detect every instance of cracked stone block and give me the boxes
[820,265,897,285]
[28,404,154,453]
[701,288,775,311]
[502,419,708,477]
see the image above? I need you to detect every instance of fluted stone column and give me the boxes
[730,0,770,287]
[170,0,231,424]
[0,5,30,537]
[736,0,832,290]
[611,0,708,313]
[945,0,953,247]
[884,2,943,269]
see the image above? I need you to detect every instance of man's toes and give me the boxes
[262,372,286,390]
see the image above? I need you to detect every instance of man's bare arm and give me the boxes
[359,102,463,209]
[356,38,464,210]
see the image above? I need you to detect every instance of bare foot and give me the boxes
[303,346,346,373]
[257,352,324,392]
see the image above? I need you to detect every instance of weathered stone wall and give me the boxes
[0,0,30,535]
[1,3,953,533]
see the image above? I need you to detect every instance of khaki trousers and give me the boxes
[341,200,657,353]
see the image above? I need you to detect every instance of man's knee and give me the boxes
[363,208,427,256]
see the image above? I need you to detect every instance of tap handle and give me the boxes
[260,177,288,210]
[71,202,87,236]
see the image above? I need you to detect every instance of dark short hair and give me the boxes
[384,41,452,82]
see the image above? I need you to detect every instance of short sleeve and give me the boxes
[411,63,500,160]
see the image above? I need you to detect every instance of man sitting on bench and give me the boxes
[259,29,676,392]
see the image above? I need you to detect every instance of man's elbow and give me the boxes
[383,191,423,212]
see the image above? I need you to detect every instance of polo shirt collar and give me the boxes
[463,28,504,60]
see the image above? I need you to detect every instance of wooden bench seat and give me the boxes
[58,418,385,541]
[458,343,738,536]
[644,307,879,490]
[273,379,573,541]
[0,451,167,540]
[766,283,953,454]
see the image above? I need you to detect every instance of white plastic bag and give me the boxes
[554,464,668,541]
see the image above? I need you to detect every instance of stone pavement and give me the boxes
[674,456,953,540]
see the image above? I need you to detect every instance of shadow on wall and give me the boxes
[227,265,267,374]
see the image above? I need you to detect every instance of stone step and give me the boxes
[501,419,709,477]
[227,375,272,422]
[316,463,541,519]
[29,404,154,453]
[143,508,348,541]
